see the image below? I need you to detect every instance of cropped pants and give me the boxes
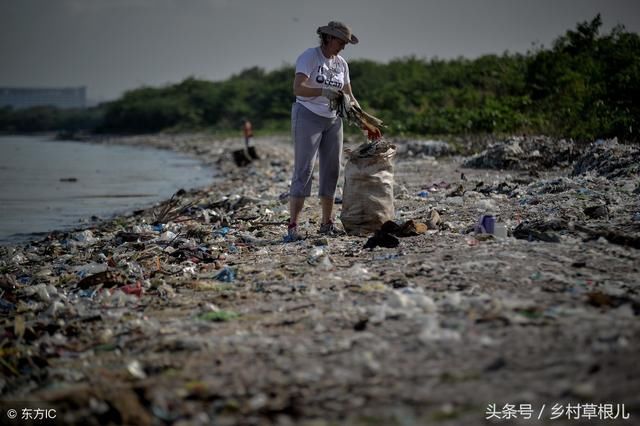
[289,102,343,198]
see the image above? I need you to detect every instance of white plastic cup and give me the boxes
[493,223,507,238]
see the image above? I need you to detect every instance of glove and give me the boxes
[321,86,342,100]
[336,94,361,118]
[338,93,353,116]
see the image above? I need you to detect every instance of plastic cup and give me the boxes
[493,223,507,238]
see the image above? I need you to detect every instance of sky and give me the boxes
[1,0,639,103]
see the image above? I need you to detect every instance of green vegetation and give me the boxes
[1,16,638,142]
[0,105,103,134]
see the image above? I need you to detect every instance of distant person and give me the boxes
[243,119,253,149]
[286,21,360,241]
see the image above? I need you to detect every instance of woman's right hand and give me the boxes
[321,86,342,100]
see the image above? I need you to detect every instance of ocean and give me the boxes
[0,135,212,245]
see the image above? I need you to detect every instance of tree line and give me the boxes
[1,16,638,142]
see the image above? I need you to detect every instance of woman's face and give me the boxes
[328,36,347,55]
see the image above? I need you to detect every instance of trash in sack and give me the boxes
[334,93,385,140]
[341,139,396,235]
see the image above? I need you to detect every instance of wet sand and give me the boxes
[1,134,639,425]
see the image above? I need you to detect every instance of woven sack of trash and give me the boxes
[340,139,396,235]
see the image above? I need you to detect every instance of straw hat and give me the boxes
[317,21,359,44]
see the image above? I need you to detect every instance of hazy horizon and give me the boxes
[1,0,639,102]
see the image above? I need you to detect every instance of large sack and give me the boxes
[340,142,396,235]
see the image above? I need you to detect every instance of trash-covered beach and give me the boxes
[1,134,639,425]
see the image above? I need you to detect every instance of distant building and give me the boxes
[0,87,87,109]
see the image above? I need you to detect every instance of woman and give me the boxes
[286,21,360,242]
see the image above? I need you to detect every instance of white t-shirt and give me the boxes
[295,47,351,118]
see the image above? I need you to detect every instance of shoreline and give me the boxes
[0,133,219,247]
[1,133,639,425]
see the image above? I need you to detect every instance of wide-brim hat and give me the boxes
[317,21,359,44]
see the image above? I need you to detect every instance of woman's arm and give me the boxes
[293,73,323,97]
[342,83,360,107]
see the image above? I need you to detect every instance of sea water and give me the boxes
[0,135,212,245]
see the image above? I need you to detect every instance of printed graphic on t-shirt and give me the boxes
[315,62,344,89]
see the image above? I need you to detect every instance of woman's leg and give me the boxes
[317,117,343,225]
[289,103,324,226]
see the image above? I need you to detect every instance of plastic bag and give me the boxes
[340,141,396,235]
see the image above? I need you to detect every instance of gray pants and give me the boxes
[290,102,343,198]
